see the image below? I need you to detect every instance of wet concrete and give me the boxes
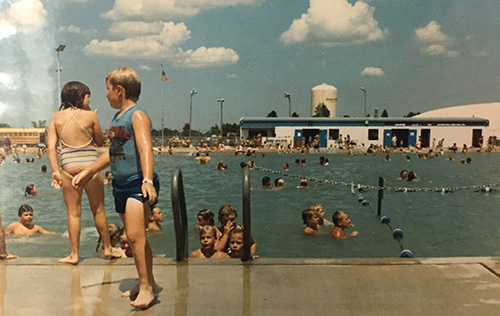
[2,257,500,315]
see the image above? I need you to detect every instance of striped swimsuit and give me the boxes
[59,111,98,176]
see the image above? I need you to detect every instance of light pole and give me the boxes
[284,92,291,117]
[56,44,66,109]
[360,87,367,117]
[217,98,225,136]
[189,89,197,140]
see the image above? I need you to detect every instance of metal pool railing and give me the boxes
[170,167,253,261]
[171,168,188,261]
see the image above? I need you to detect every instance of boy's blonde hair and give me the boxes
[106,67,141,102]
[199,225,217,238]
[229,226,244,240]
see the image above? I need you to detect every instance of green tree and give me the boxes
[31,120,47,128]
[381,109,389,117]
[209,125,220,136]
[182,123,190,136]
[313,103,330,117]
[291,112,299,117]
[223,123,239,135]
[267,110,278,117]
[0,123,11,128]
[404,111,420,117]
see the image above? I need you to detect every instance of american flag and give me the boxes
[161,70,169,82]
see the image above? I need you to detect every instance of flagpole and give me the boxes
[161,65,165,150]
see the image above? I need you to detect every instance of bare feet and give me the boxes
[122,282,159,299]
[103,247,126,258]
[130,287,155,309]
[59,255,79,265]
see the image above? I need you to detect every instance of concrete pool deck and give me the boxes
[2,257,500,315]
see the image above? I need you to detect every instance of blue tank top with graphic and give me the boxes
[108,105,151,184]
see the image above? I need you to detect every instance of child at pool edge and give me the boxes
[302,209,320,234]
[228,227,244,258]
[190,225,229,258]
[216,205,257,256]
[330,211,359,239]
[197,209,222,240]
[72,67,159,309]
[6,204,54,236]
[47,81,120,265]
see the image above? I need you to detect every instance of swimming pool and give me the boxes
[2,151,500,259]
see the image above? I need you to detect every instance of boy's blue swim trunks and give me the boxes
[112,173,160,214]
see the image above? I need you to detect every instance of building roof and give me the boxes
[416,102,500,133]
[240,116,489,128]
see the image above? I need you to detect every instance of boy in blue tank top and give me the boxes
[73,67,159,309]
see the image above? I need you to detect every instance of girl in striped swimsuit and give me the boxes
[47,81,120,264]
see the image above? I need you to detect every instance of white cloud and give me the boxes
[58,25,97,36]
[361,67,385,77]
[280,0,388,46]
[0,22,16,40]
[414,21,458,58]
[84,21,191,58]
[415,21,450,43]
[102,0,264,20]
[109,21,164,37]
[0,72,20,90]
[0,0,47,39]
[84,21,239,68]
[138,65,152,70]
[172,47,239,68]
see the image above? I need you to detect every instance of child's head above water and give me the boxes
[25,184,37,196]
[197,209,215,227]
[229,227,244,258]
[60,81,91,110]
[198,225,218,250]
[199,225,217,239]
[218,204,237,224]
[106,67,141,102]
[332,211,351,228]
[18,204,33,217]
[302,209,318,227]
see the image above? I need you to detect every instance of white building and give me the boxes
[240,116,489,149]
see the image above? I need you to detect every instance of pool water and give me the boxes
[2,151,500,259]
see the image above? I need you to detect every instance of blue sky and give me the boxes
[1,0,500,132]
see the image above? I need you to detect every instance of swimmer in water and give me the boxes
[399,169,408,180]
[310,204,333,226]
[303,209,320,235]
[147,206,163,232]
[24,184,38,196]
[5,204,54,236]
[330,211,358,239]
[190,225,229,258]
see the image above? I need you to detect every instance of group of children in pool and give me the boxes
[191,205,257,259]
[302,204,359,239]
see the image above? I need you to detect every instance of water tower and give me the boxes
[311,83,337,117]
